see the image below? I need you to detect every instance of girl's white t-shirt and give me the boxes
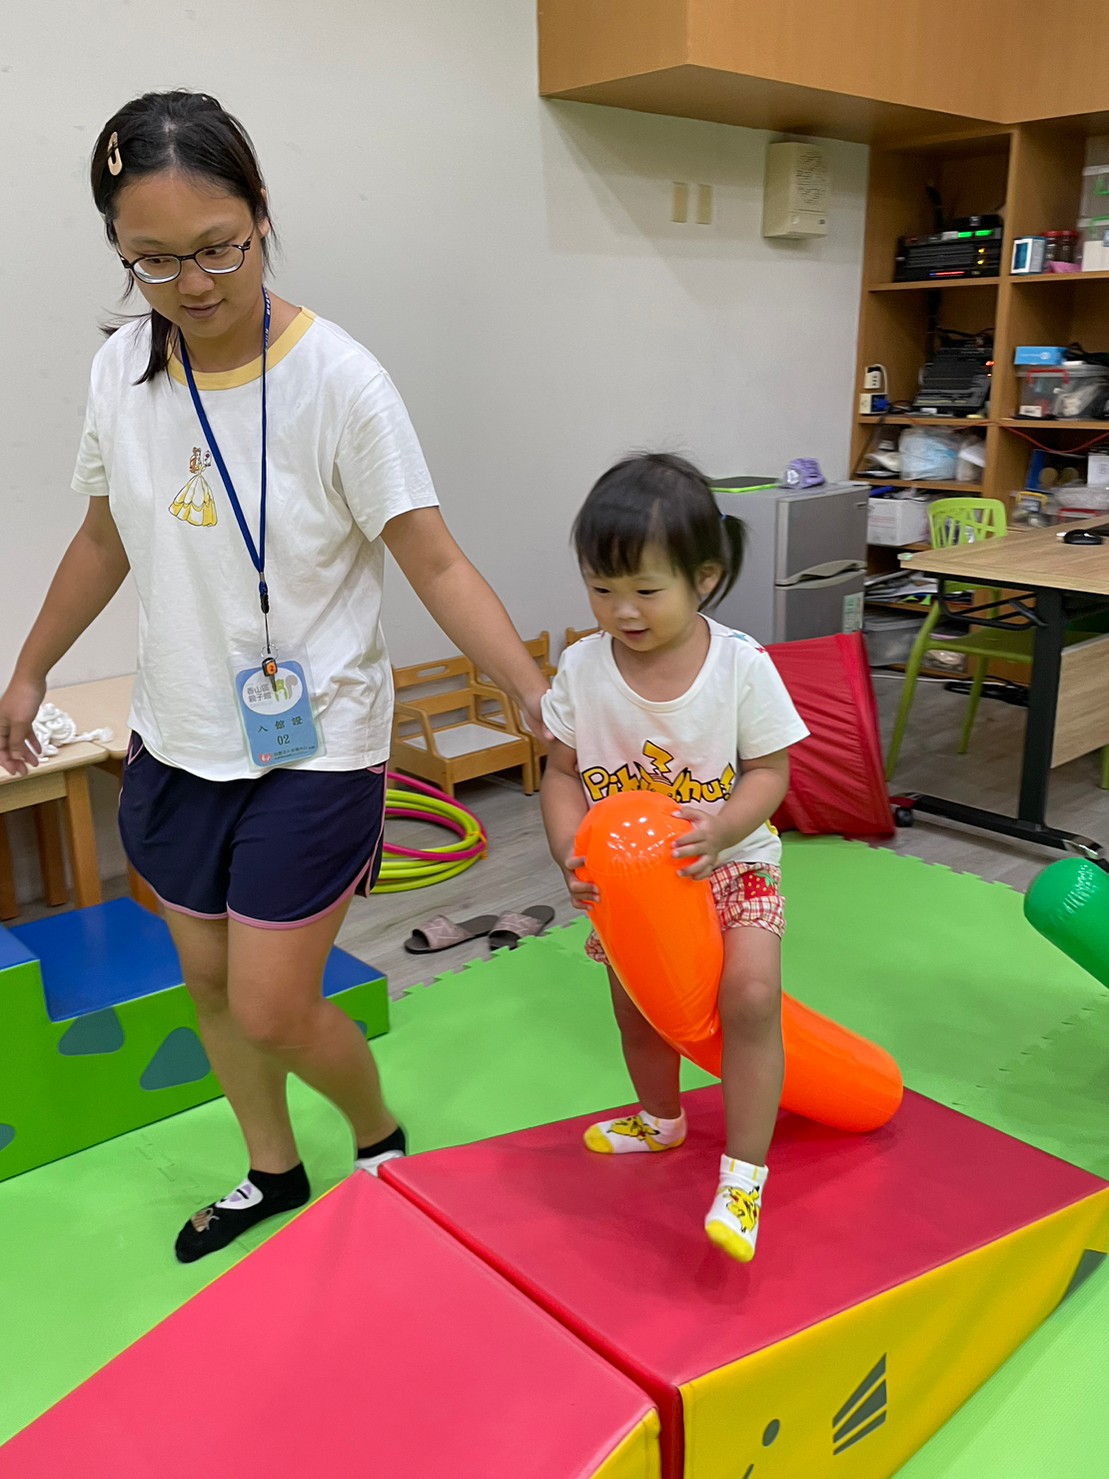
[72,310,438,781]
[541,618,810,866]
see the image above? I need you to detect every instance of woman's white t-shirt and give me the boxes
[541,619,809,866]
[72,310,438,781]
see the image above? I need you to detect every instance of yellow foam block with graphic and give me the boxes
[595,1411,663,1479]
[683,1193,1109,1478]
[380,1087,1109,1479]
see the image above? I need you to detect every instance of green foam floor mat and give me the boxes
[895,1251,1109,1479]
[2,835,1108,1474]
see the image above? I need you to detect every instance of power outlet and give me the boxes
[859,392,890,415]
[672,182,689,223]
[696,184,713,225]
[863,364,887,392]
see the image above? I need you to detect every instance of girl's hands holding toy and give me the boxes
[672,806,731,880]
[563,854,599,910]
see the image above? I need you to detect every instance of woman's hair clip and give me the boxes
[106,131,123,177]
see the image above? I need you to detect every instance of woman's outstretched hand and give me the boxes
[0,675,46,777]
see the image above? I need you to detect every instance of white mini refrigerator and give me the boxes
[711,481,870,646]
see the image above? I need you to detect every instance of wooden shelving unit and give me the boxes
[997,418,1109,430]
[1009,269,1109,285]
[852,122,1109,536]
[852,121,1109,677]
[858,415,988,427]
[868,277,1002,293]
[857,478,982,492]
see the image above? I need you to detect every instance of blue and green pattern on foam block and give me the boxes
[0,899,389,1183]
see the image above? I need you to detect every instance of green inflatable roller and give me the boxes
[1023,857,1109,989]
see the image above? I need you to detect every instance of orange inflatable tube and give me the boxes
[574,791,902,1133]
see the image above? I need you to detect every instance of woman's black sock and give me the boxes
[174,1164,310,1264]
[355,1124,407,1174]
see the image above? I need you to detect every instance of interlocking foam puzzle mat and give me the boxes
[3,838,1109,1474]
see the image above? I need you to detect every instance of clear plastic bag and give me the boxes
[956,433,987,483]
[899,426,960,482]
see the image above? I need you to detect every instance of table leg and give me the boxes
[892,584,1105,860]
[1018,586,1065,826]
[0,817,17,921]
[63,768,102,908]
[32,801,69,907]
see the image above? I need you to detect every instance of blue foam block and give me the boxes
[322,946,385,998]
[0,925,37,973]
[11,900,383,1022]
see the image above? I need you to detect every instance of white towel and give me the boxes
[32,704,112,758]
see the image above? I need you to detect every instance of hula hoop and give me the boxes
[372,772,487,893]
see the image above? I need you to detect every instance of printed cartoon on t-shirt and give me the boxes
[169,446,217,527]
[580,739,737,805]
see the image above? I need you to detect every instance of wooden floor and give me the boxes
[16,677,1109,999]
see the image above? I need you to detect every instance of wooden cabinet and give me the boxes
[539,1,1109,142]
[853,123,1109,678]
[853,123,1109,518]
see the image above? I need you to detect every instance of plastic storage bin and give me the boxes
[1043,230,1079,264]
[1051,484,1109,518]
[864,614,923,667]
[1016,364,1109,419]
[1081,166,1109,228]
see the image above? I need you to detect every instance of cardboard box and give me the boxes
[867,497,931,546]
[1014,346,1067,366]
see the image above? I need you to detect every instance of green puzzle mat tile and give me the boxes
[2,835,1109,1473]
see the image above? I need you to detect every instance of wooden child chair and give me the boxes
[476,633,556,779]
[564,625,598,648]
[391,656,537,796]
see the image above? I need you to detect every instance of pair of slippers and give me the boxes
[404,906,554,955]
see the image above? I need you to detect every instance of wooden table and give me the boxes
[0,742,107,916]
[44,675,159,913]
[901,518,1109,860]
[44,674,134,766]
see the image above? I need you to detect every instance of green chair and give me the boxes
[884,497,1109,785]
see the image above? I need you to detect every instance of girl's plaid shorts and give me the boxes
[584,860,785,965]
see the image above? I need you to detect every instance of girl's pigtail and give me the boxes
[704,513,745,609]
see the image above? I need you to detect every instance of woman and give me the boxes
[0,90,548,1262]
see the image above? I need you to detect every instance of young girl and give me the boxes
[541,453,808,1263]
[0,90,548,1262]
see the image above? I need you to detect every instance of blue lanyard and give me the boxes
[179,290,272,647]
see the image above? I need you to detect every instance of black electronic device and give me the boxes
[894,228,1003,282]
[1062,528,1106,545]
[911,343,993,415]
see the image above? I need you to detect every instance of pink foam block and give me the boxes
[0,1175,658,1479]
[383,1087,1108,1475]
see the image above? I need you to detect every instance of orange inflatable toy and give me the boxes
[574,791,903,1133]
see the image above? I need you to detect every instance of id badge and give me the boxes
[232,653,322,769]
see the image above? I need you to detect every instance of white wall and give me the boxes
[0,0,868,896]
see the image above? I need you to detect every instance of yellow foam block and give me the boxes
[592,1410,663,1479]
[681,1190,1109,1478]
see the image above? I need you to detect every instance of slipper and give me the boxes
[404,914,498,954]
[488,906,555,951]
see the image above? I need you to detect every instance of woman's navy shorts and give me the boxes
[119,735,387,928]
